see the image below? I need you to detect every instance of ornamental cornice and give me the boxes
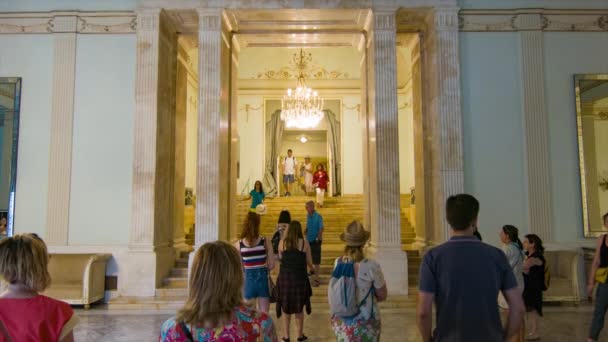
[459,9,608,32]
[0,12,136,34]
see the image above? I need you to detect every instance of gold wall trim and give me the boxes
[459,9,608,32]
[0,12,136,34]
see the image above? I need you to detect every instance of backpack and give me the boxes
[328,258,374,318]
[543,262,550,291]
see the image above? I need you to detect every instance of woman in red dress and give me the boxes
[0,234,78,342]
[312,164,329,208]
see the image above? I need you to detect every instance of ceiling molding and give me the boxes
[459,9,608,32]
[0,11,136,34]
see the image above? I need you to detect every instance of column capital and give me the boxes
[135,8,161,32]
[372,8,397,32]
[50,15,77,33]
[513,13,545,31]
[429,7,460,32]
[197,8,223,31]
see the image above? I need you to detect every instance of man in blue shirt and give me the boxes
[417,194,525,342]
[305,201,323,286]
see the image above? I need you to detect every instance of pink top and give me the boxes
[0,295,74,342]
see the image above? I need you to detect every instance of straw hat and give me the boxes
[256,204,267,216]
[340,221,371,247]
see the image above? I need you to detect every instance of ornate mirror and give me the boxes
[575,74,608,237]
[0,78,21,238]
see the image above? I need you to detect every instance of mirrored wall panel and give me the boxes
[575,74,608,237]
[0,78,21,238]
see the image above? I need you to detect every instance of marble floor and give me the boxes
[74,306,598,341]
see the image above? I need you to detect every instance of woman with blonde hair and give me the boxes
[276,221,314,342]
[0,233,78,342]
[330,221,387,342]
[234,212,275,313]
[160,241,277,341]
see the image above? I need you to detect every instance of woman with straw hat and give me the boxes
[330,221,388,342]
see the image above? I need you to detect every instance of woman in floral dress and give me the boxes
[159,241,277,342]
[331,221,388,342]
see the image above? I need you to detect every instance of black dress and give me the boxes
[523,251,545,316]
[276,241,312,317]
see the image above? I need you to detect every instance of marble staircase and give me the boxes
[107,195,421,311]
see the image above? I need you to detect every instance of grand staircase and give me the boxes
[107,195,421,311]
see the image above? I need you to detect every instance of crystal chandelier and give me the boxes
[281,49,324,129]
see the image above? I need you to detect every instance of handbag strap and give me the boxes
[178,321,194,342]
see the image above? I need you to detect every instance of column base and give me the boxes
[367,245,408,295]
[124,246,175,297]
[123,249,157,296]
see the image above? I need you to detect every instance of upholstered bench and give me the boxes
[543,249,583,303]
[44,253,112,309]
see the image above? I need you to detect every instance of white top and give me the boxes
[503,243,524,289]
[334,258,386,320]
[283,156,297,175]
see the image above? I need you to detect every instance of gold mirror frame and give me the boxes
[575,74,608,237]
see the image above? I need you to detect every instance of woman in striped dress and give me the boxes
[234,212,275,313]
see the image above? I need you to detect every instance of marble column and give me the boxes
[411,37,430,250]
[518,13,553,241]
[366,9,408,295]
[126,9,177,296]
[193,8,230,249]
[45,15,77,246]
[425,8,465,243]
[173,58,188,252]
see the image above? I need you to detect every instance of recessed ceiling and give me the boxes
[283,130,327,143]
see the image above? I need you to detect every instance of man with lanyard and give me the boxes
[305,200,323,287]
[282,149,297,196]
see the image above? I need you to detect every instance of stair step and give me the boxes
[171,268,189,277]
[163,277,188,288]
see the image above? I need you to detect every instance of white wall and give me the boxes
[236,95,266,194]
[342,95,363,194]
[184,74,197,193]
[543,32,608,245]
[68,34,135,245]
[460,32,528,247]
[0,34,54,237]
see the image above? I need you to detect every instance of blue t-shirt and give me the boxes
[419,235,517,342]
[305,211,323,242]
[250,190,265,209]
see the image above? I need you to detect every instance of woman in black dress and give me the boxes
[523,234,545,341]
[276,220,314,342]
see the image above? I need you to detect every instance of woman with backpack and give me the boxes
[233,212,275,313]
[522,234,545,341]
[276,221,314,342]
[330,221,387,342]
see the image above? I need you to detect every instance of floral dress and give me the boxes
[331,259,386,342]
[159,305,277,342]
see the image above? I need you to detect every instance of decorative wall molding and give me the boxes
[254,65,351,80]
[459,9,608,32]
[0,12,136,34]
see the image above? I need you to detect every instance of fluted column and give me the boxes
[425,8,465,242]
[194,8,229,247]
[126,8,179,296]
[129,9,161,250]
[366,9,408,295]
[45,16,77,246]
[518,14,553,241]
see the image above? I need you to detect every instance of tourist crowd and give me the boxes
[1,195,608,342]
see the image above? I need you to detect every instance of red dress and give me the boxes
[0,295,74,342]
[313,171,329,190]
